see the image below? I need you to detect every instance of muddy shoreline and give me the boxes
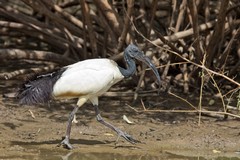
[0,92,240,159]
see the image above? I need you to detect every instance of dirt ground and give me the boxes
[0,82,240,160]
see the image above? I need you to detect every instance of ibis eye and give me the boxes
[132,48,137,52]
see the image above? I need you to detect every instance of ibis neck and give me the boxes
[118,52,136,78]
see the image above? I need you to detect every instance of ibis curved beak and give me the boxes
[135,52,161,87]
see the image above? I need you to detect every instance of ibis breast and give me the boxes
[52,59,124,98]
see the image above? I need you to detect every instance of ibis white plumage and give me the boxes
[18,44,161,149]
[53,59,124,100]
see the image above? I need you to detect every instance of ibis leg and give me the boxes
[93,105,139,144]
[59,105,79,149]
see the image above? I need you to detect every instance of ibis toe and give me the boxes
[116,129,140,144]
[58,137,73,150]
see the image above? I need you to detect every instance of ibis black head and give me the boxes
[125,44,161,87]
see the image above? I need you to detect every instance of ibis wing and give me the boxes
[53,67,123,98]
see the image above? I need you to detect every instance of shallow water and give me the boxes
[1,144,240,160]
[2,151,240,160]
[37,152,239,160]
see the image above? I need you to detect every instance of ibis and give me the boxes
[18,44,161,149]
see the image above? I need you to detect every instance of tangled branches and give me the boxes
[0,0,239,105]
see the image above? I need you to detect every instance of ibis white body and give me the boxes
[53,59,124,103]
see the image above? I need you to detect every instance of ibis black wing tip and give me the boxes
[16,68,66,105]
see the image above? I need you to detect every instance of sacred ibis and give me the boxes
[18,44,161,149]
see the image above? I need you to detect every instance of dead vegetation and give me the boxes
[0,0,240,118]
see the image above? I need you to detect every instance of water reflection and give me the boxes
[3,149,238,160]
[54,151,239,160]
[39,151,161,160]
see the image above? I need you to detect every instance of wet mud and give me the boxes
[0,81,240,159]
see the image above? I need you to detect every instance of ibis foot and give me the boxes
[94,105,140,145]
[116,129,140,144]
[58,136,73,150]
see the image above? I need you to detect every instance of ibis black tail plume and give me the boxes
[18,69,66,105]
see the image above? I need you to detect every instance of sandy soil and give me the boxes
[0,83,240,159]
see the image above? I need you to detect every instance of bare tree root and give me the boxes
[0,49,75,65]
[0,65,56,80]
[0,1,239,120]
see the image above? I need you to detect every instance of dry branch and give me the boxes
[117,0,134,51]
[93,0,122,37]
[42,0,84,29]
[205,0,230,68]
[0,49,75,65]
[0,65,56,80]
[152,20,216,45]
[22,0,83,37]
[80,0,98,57]
[0,9,81,51]
[187,0,202,63]
[175,0,187,32]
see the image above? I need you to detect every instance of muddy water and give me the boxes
[1,144,239,160]
[0,145,191,160]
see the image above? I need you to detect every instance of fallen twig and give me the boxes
[28,109,35,119]
[126,105,240,119]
